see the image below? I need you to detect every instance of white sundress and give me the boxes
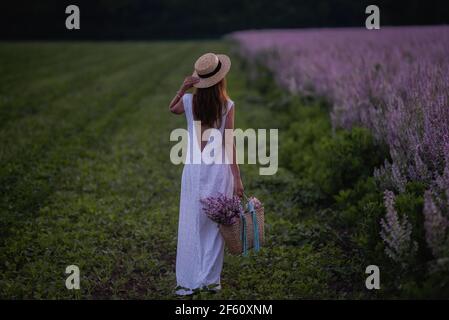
[175,93,234,295]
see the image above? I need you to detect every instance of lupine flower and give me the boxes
[200,194,244,225]
[423,190,449,260]
[380,190,417,265]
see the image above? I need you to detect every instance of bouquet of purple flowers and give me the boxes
[201,194,264,226]
[200,194,244,225]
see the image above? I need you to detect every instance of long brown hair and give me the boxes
[193,78,229,128]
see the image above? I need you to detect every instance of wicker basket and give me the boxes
[219,206,264,255]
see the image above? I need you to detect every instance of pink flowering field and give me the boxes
[231,26,449,291]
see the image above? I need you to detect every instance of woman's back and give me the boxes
[183,93,233,163]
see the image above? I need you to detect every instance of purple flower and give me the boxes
[249,196,263,210]
[380,190,417,265]
[423,190,449,260]
[200,194,244,225]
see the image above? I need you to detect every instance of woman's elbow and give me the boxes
[170,107,182,115]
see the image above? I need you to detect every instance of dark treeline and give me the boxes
[1,0,449,40]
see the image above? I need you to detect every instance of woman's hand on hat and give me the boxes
[180,76,200,92]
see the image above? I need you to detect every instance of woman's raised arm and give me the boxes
[169,76,199,114]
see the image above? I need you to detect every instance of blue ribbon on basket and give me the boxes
[240,194,261,256]
[248,199,260,252]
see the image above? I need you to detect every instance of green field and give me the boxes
[0,41,387,299]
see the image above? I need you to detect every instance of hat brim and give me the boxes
[192,54,231,88]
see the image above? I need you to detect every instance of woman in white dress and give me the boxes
[168,53,244,295]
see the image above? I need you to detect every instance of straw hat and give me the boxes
[192,53,231,88]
